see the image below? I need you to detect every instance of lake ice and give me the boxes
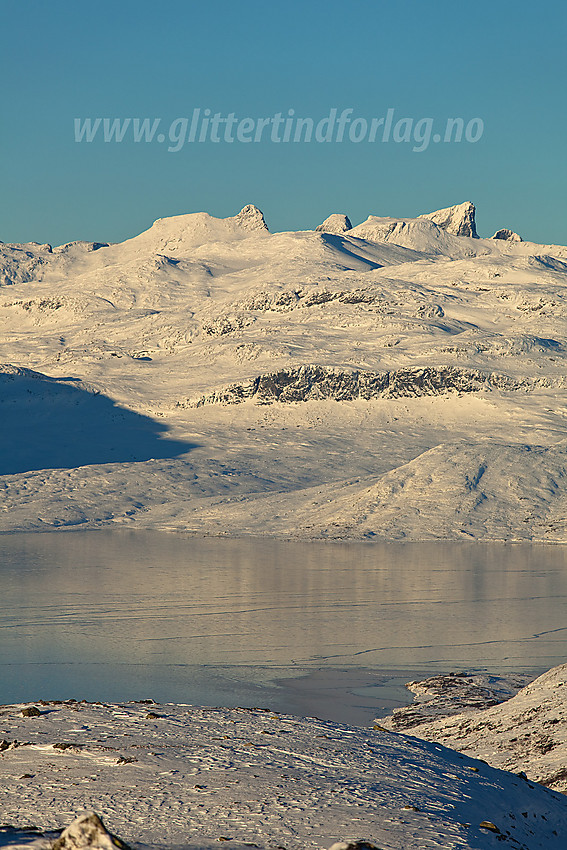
[1,531,566,725]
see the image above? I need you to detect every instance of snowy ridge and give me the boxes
[0,362,57,380]
[347,215,481,258]
[1,699,566,850]
[120,204,269,256]
[118,440,567,542]
[4,439,567,540]
[381,672,533,730]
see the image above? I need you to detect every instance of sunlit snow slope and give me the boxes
[1,699,567,850]
[383,664,567,794]
[2,202,567,539]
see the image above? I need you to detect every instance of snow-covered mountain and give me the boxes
[418,200,478,238]
[1,202,567,538]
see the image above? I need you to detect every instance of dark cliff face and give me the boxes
[182,365,531,408]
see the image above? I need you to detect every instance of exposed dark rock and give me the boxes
[21,707,42,717]
[202,314,255,336]
[231,286,381,315]
[181,364,536,408]
[54,241,110,253]
[328,841,384,850]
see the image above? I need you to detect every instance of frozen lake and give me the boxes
[1,531,566,724]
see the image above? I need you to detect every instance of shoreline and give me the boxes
[3,523,567,545]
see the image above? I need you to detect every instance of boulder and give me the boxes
[52,813,130,850]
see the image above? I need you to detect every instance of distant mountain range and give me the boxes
[1,201,567,540]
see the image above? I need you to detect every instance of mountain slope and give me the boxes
[383,663,567,794]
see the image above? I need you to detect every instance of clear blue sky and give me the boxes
[2,0,566,245]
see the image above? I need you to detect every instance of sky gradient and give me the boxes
[2,0,566,246]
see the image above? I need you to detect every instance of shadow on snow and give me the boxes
[0,372,197,475]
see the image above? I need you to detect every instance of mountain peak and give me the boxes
[315,214,353,234]
[229,204,269,233]
[492,228,523,242]
[121,204,269,256]
[419,201,478,238]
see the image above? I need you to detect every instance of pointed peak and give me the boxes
[229,204,269,233]
[315,214,353,235]
[419,201,478,238]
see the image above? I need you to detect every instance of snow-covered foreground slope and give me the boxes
[2,202,567,539]
[383,664,567,794]
[1,699,567,850]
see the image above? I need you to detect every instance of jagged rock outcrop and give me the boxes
[235,286,380,313]
[180,365,531,408]
[228,204,269,232]
[202,313,256,335]
[418,201,478,238]
[492,228,523,242]
[52,813,130,850]
[315,214,353,234]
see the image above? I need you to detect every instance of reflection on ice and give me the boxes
[0,531,566,724]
